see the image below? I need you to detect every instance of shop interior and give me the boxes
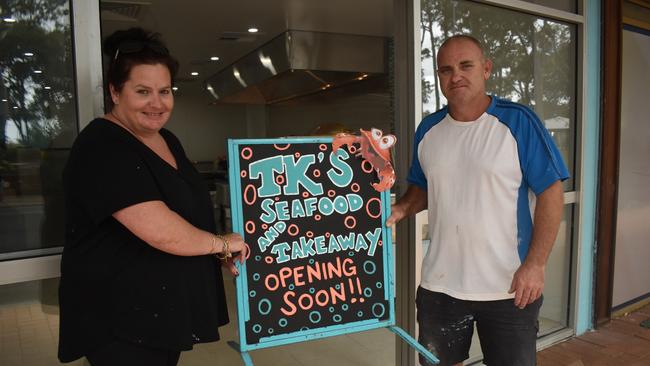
[100,1,398,365]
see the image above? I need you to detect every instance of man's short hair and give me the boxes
[439,34,486,59]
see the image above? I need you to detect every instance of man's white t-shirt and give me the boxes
[407,96,569,301]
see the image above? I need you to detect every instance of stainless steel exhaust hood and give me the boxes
[204,30,388,104]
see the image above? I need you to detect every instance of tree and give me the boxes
[419,0,574,122]
[0,0,76,149]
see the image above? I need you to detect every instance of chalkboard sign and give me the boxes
[228,137,394,351]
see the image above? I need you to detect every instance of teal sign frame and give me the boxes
[227,137,438,365]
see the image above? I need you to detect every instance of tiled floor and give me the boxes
[0,275,395,366]
[3,275,649,366]
[537,303,650,366]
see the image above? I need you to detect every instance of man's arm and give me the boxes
[386,185,428,227]
[509,180,564,308]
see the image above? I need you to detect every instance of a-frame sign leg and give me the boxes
[389,326,440,364]
[228,341,254,366]
[240,351,254,366]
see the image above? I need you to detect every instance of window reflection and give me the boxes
[420,0,576,191]
[0,0,77,259]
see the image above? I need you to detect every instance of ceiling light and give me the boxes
[248,27,259,33]
[206,86,213,91]
[1,99,7,102]
[172,86,178,91]
[24,52,34,57]
[44,86,51,90]
[191,72,199,76]
[34,70,42,74]
[3,18,17,23]
[210,56,219,61]
[13,106,18,109]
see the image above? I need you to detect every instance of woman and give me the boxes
[58,28,247,365]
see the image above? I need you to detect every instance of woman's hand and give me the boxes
[221,233,248,276]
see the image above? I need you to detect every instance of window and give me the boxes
[521,0,577,13]
[419,0,580,361]
[0,0,77,260]
[420,0,577,190]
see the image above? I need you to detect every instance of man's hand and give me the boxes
[508,180,563,309]
[385,185,428,228]
[509,262,545,309]
[386,204,407,227]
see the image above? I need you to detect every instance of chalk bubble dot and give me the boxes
[279,318,288,327]
[253,273,261,281]
[252,324,262,333]
[301,326,310,331]
[335,284,341,289]
[309,258,315,264]
[363,260,377,275]
[289,284,295,290]
[363,288,372,297]
[372,303,386,318]
[309,287,315,294]
[329,306,335,313]
[333,314,342,323]
[357,311,364,317]
[249,290,257,297]
[268,328,274,334]
[376,282,383,288]
[241,147,253,159]
[255,255,261,261]
[348,251,355,257]
[342,304,349,311]
[309,311,321,324]
[258,299,272,315]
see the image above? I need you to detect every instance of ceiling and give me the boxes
[100,0,393,95]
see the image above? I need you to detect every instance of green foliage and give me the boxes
[0,0,76,149]
[420,0,575,120]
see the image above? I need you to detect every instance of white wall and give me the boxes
[267,78,392,137]
[165,87,249,162]
[613,28,650,307]
[165,79,393,163]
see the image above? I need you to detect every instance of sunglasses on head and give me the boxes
[113,40,169,60]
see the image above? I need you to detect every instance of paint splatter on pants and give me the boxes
[416,286,542,366]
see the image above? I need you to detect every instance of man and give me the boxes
[387,35,568,366]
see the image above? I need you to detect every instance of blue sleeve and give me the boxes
[405,110,449,190]
[502,105,570,195]
[406,140,427,190]
[406,122,429,190]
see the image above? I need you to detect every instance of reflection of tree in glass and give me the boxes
[0,0,76,149]
[420,0,574,121]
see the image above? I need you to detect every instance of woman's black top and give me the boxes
[58,118,228,362]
